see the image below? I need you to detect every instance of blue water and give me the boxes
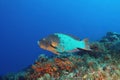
[0,0,120,75]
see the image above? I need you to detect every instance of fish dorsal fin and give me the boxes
[54,33,80,41]
[65,34,80,41]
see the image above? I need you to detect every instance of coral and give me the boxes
[90,42,106,53]
[30,62,58,79]
[26,57,75,79]
[37,54,49,63]
[100,32,120,42]
[54,58,74,72]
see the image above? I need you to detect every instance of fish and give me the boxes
[38,33,91,55]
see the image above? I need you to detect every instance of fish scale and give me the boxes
[55,33,81,51]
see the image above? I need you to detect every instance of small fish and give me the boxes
[38,33,91,55]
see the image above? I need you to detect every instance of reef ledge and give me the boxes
[1,32,120,80]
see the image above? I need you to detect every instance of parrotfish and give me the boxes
[38,33,91,54]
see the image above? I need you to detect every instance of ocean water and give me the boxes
[0,0,120,75]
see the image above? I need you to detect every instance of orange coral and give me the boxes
[30,61,60,79]
[29,58,75,79]
[54,58,74,72]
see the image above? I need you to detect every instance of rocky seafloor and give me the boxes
[1,32,120,80]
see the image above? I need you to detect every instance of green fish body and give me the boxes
[38,33,91,54]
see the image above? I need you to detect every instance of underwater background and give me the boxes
[0,0,120,76]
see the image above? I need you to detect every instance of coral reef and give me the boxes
[1,32,120,80]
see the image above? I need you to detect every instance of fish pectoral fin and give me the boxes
[50,44,57,49]
[77,48,92,52]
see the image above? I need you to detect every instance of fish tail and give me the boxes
[82,39,91,51]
